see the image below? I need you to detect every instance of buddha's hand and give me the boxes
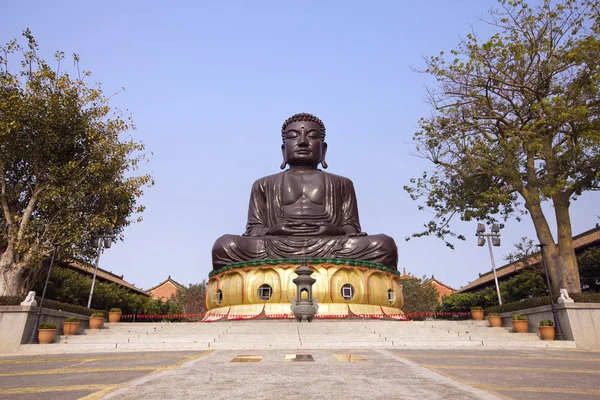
[348,231,368,237]
[311,221,346,236]
[267,221,345,236]
[266,223,299,236]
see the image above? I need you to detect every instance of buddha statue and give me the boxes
[211,113,398,270]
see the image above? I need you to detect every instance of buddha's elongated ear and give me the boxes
[321,142,328,169]
[280,144,287,169]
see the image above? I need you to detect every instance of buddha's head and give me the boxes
[280,112,328,169]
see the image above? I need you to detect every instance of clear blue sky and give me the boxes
[3,0,598,291]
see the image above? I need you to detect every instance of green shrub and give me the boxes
[487,312,500,316]
[512,314,527,321]
[487,296,552,314]
[471,306,483,310]
[110,307,122,313]
[571,292,600,303]
[37,298,104,316]
[64,316,79,322]
[0,296,23,306]
[539,319,554,326]
[486,292,600,315]
[91,312,105,318]
[39,322,57,329]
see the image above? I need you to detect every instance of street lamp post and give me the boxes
[476,223,503,305]
[537,244,565,340]
[27,245,58,344]
[87,228,115,309]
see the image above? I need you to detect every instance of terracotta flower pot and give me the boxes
[512,319,528,333]
[38,329,57,344]
[488,316,502,327]
[63,321,80,336]
[108,312,122,323]
[471,309,484,321]
[539,326,556,340]
[89,317,104,329]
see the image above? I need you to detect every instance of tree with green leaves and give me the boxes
[0,30,153,296]
[405,0,600,293]
[578,246,600,291]
[174,282,207,318]
[401,277,440,315]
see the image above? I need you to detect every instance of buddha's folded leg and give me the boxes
[333,234,398,270]
[212,234,267,269]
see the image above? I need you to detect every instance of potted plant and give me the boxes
[487,312,502,327]
[63,316,80,336]
[89,312,105,329]
[38,322,58,344]
[539,319,556,340]
[108,308,122,323]
[512,314,528,333]
[470,306,484,321]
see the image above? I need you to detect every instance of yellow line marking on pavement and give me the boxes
[421,364,600,373]
[473,384,600,395]
[395,354,600,362]
[80,385,123,400]
[0,384,119,395]
[0,354,189,365]
[0,351,214,399]
[150,350,214,374]
[0,365,158,377]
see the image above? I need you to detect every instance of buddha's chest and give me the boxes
[281,172,325,206]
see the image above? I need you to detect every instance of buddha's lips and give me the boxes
[295,150,312,154]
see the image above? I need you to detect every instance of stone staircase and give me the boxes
[15,319,576,353]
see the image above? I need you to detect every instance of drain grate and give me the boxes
[284,354,315,362]
[332,354,367,362]
[230,355,263,363]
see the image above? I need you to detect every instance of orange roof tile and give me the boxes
[398,267,419,280]
[147,275,186,293]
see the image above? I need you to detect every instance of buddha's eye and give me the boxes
[285,132,298,139]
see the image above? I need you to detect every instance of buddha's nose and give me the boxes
[298,133,309,145]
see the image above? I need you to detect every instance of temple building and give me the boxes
[458,226,600,294]
[398,268,419,281]
[422,276,457,302]
[147,276,185,300]
[65,259,149,297]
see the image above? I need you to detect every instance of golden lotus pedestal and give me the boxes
[204,259,405,321]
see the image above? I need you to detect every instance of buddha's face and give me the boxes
[282,121,327,168]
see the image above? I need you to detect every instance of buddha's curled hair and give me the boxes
[281,113,326,142]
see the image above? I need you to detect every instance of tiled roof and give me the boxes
[64,258,150,297]
[458,226,600,293]
[423,276,457,292]
[398,267,419,280]
[147,275,186,293]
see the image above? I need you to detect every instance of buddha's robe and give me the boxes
[211,171,398,270]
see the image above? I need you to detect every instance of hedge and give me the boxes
[486,292,600,314]
[37,298,106,317]
[0,295,106,317]
[0,296,22,306]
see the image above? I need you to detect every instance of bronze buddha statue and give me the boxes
[212,113,398,270]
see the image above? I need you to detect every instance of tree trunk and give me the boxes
[524,198,563,293]
[0,249,23,297]
[554,195,581,294]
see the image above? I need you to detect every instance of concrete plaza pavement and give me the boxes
[1,348,599,399]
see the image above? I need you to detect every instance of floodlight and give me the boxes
[491,223,500,233]
[477,237,486,246]
[492,237,501,247]
[477,223,485,234]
